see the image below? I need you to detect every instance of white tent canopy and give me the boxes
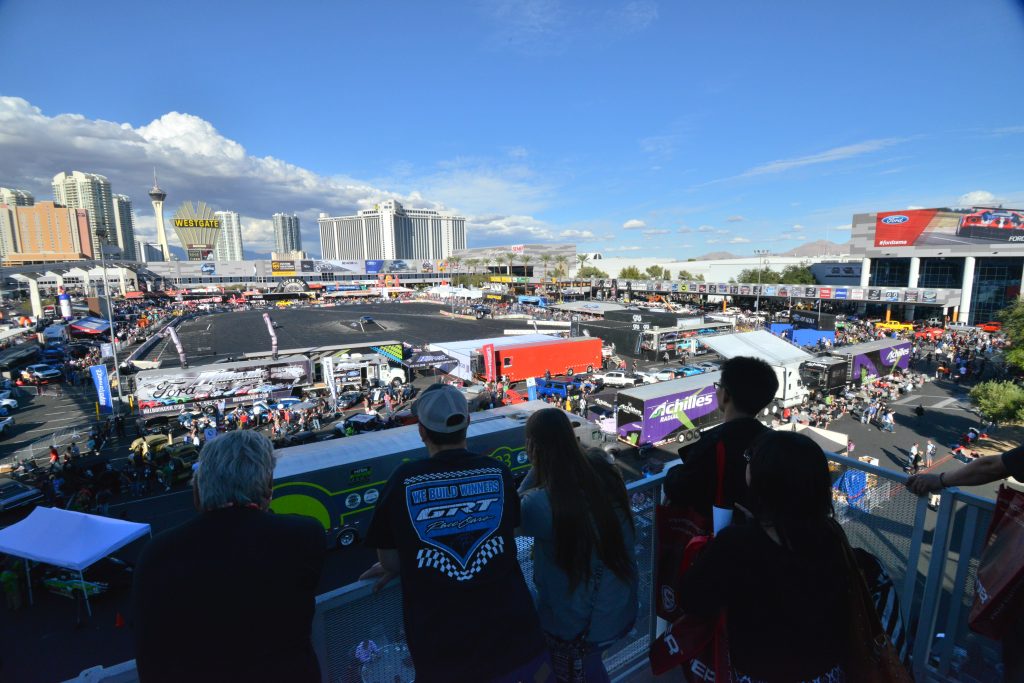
[0,507,150,571]
[0,507,151,616]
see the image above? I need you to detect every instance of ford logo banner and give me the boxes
[881,215,909,224]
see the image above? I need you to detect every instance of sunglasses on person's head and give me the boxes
[743,448,753,463]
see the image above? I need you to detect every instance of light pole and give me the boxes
[753,249,770,326]
[97,239,125,412]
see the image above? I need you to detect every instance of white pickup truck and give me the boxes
[592,370,643,387]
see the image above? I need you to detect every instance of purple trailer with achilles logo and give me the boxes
[616,372,723,448]
[825,339,912,387]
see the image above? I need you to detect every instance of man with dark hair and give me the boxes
[361,384,550,682]
[664,355,779,528]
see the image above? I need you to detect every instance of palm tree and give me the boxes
[576,253,590,275]
[502,252,517,277]
[554,254,570,278]
[539,253,553,279]
[518,253,534,278]
[464,258,479,286]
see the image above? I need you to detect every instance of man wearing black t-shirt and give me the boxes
[664,356,779,528]
[361,384,550,683]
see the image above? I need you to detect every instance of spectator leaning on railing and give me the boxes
[908,449,1024,683]
[360,384,551,683]
[132,431,325,683]
[518,410,638,682]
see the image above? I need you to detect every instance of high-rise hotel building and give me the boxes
[318,200,466,260]
[52,171,116,256]
[273,213,302,254]
[213,210,245,261]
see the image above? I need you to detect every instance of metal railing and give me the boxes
[310,473,663,683]
[66,451,1006,683]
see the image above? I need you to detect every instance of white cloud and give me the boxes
[958,190,997,207]
[469,214,557,242]
[623,219,647,229]
[735,137,906,179]
[705,238,722,244]
[0,96,569,254]
[605,245,643,252]
[832,223,852,231]
[791,224,804,231]
[642,229,670,236]
[728,237,751,244]
[506,146,529,159]
[697,224,717,232]
[992,125,1024,135]
[726,215,745,222]
[677,226,693,233]
[906,205,925,210]
[559,229,597,239]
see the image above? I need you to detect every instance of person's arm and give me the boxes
[907,454,1010,494]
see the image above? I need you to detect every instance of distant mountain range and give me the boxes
[691,239,850,261]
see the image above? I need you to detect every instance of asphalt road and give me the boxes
[0,303,1009,681]
[141,302,524,366]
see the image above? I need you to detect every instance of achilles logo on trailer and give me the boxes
[885,347,910,365]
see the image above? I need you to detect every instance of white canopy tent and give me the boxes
[0,507,151,616]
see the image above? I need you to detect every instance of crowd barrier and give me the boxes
[65,453,1007,683]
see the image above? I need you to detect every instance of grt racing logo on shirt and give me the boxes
[405,468,506,579]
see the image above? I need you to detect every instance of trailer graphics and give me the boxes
[616,374,721,448]
[269,403,544,548]
[134,356,312,415]
[850,341,911,384]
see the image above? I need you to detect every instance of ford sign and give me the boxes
[881,215,909,224]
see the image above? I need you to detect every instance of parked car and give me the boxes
[591,370,642,387]
[676,365,706,377]
[0,416,14,436]
[0,477,42,513]
[130,434,171,457]
[695,361,720,372]
[643,368,678,382]
[337,391,364,410]
[977,321,1003,333]
[0,397,18,413]
[24,363,63,381]
[336,413,386,435]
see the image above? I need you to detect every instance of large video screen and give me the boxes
[875,207,1024,248]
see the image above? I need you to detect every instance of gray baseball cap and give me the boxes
[412,384,471,433]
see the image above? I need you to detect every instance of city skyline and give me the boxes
[0,0,1022,261]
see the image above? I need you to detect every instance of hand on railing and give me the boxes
[359,561,399,592]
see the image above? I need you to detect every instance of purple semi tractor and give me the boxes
[616,372,723,449]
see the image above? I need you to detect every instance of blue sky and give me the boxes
[1,0,1023,258]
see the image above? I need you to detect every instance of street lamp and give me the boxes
[753,249,770,326]
[96,236,125,413]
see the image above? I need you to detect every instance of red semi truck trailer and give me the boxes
[471,337,603,382]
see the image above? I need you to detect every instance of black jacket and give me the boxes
[663,417,768,521]
[133,507,325,683]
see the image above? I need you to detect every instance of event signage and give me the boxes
[482,344,496,382]
[171,201,222,261]
[271,260,297,276]
[89,365,113,414]
[873,207,1024,248]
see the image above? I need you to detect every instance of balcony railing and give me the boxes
[69,452,1004,683]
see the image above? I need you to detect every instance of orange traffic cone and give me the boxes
[114,612,125,628]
